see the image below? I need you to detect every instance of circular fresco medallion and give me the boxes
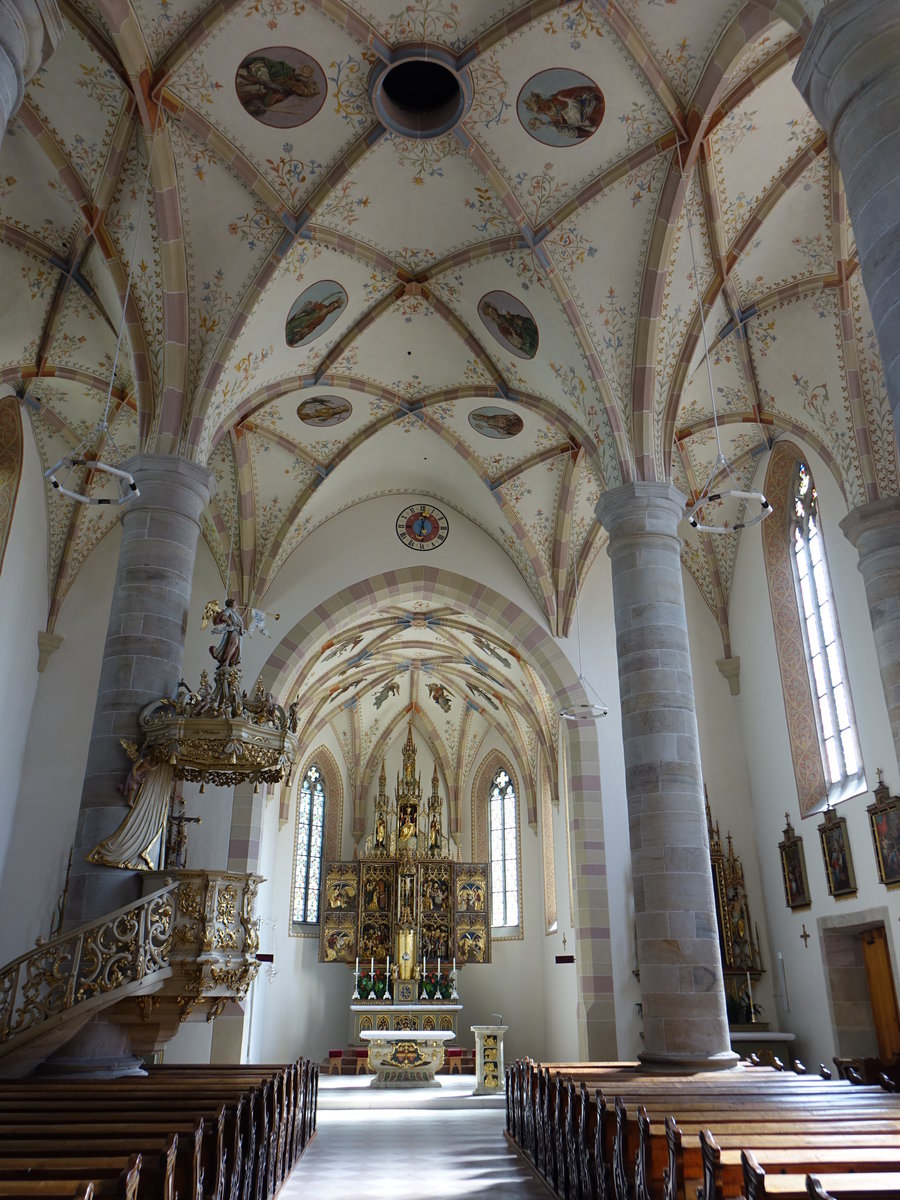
[478,290,539,360]
[285,281,347,348]
[297,396,352,427]
[468,406,524,439]
[396,504,449,551]
[517,68,604,147]
[235,47,327,128]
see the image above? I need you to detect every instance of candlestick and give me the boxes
[370,956,374,977]
[437,956,441,977]
[386,955,390,980]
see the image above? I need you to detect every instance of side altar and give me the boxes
[318,723,490,1079]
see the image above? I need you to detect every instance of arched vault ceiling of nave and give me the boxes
[289,604,557,803]
[4,0,896,655]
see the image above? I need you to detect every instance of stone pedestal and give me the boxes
[841,498,900,778]
[67,455,212,928]
[795,0,900,436]
[471,1023,506,1094]
[595,482,736,1072]
[0,0,63,145]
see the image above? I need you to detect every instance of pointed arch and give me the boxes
[288,745,344,936]
[471,750,523,940]
[0,397,23,575]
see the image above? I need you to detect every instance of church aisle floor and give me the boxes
[284,1100,551,1198]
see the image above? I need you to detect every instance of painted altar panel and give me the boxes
[419,861,452,961]
[319,862,359,962]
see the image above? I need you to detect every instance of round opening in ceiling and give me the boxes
[372,57,468,139]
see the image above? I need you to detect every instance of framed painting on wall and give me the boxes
[778,813,811,910]
[818,807,857,899]
[867,776,900,888]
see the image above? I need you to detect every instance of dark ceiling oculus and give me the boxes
[396,504,449,551]
[285,281,347,348]
[370,53,471,140]
[478,290,539,360]
[297,396,352,427]
[516,68,605,146]
[468,406,524,439]
[235,47,327,128]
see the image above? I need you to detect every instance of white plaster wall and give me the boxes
[0,521,227,964]
[0,417,48,894]
[730,440,900,1071]
[540,793,579,1062]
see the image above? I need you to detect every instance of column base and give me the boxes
[638,1048,740,1074]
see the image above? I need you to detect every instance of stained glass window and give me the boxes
[292,764,325,924]
[790,461,865,804]
[489,768,519,928]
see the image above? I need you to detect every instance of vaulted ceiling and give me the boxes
[4,0,897,671]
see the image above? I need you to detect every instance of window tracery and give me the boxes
[291,763,325,925]
[789,460,864,804]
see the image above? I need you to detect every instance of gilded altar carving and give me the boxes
[319,722,490,973]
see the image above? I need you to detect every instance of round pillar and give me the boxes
[595,482,736,1072]
[841,498,900,778]
[0,0,63,145]
[67,454,212,928]
[795,0,900,436]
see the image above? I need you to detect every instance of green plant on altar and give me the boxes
[420,969,440,1000]
[358,971,373,999]
[372,966,387,999]
[438,972,453,1000]
[725,987,763,1026]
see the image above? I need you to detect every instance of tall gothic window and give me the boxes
[489,767,520,928]
[790,460,864,804]
[292,763,325,925]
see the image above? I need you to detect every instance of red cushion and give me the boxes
[447,1048,463,1057]
[355,1048,368,1057]
[328,1050,343,1058]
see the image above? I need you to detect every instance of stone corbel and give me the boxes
[716,656,741,696]
[36,629,62,672]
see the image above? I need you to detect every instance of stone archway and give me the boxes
[254,566,617,1058]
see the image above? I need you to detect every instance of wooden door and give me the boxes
[861,926,900,1061]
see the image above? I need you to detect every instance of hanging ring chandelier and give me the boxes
[678,144,771,536]
[43,108,161,506]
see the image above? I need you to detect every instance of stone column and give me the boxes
[66,454,212,928]
[595,482,736,1071]
[0,0,63,147]
[794,0,900,433]
[841,498,900,776]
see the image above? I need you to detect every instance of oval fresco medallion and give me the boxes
[468,406,524,439]
[285,281,347,349]
[297,396,352,427]
[516,68,604,147]
[478,291,539,360]
[235,47,327,128]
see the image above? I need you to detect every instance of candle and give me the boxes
[386,955,390,979]
[437,957,441,977]
[355,956,359,977]
[453,957,456,973]
[370,956,374,977]
[746,970,754,1020]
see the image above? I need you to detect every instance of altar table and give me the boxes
[360,1029,456,1087]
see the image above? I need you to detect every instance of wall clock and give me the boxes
[396,504,449,551]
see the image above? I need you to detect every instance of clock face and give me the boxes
[396,504,449,551]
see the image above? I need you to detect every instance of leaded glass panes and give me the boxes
[489,768,519,928]
[292,764,326,924]
[790,461,864,801]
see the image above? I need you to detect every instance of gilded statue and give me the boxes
[87,739,174,871]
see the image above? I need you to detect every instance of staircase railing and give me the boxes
[0,883,176,1046]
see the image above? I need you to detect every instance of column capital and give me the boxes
[123,454,213,523]
[840,496,900,549]
[595,481,686,539]
[794,0,900,131]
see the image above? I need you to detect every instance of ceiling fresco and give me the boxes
[1,0,895,681]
